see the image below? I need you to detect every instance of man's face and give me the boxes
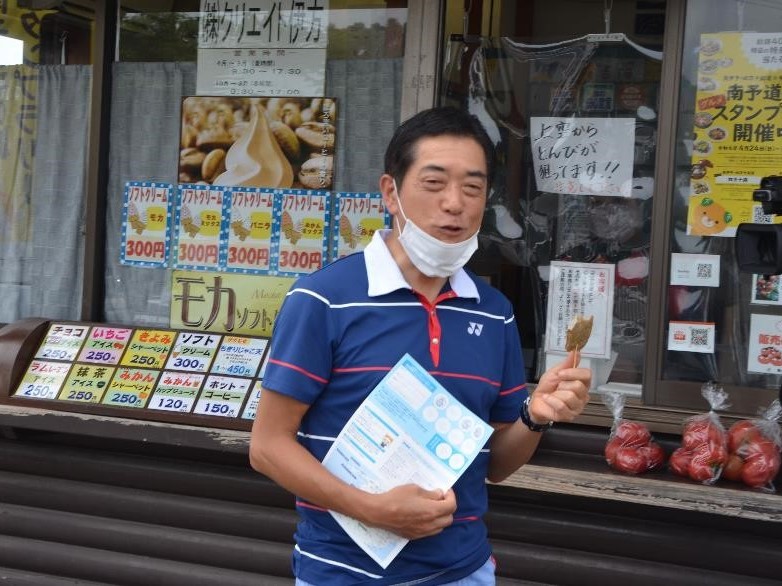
[382,135,488,243]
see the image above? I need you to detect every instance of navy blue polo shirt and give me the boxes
[263,229,527,585]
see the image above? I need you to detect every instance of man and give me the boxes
[250,106,591,585]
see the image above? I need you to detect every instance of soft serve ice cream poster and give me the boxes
[274,189,330,276]
[173,184,228,271]
[178,96,337,191]
[225,187,276,273]
[120,181,173,268]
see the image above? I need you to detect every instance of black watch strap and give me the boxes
[520,396,553,432]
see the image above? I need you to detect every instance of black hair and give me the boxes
[383,106,495,190]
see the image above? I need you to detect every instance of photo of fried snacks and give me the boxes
[565,315,594,352]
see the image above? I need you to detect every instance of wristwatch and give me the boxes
[520,396,553,433]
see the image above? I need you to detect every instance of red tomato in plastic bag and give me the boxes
[604,437,624,465]
[682,419,724,451]
[614,421,651,447]
[613,446,648,474]
[741,450,782,488]
[742,439,779,460]
[639,443,665,470]
[727,420,763,453]
[722,454,744,482]
[669,448,692,477]
[688,443,726,482]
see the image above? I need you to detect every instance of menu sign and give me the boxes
[241,380,263,420]
[78,327,133,365]
[11,322,276,425]
[15,360,71,400]
[59,365,116,404]
[193,375,252,417]
[102,367,159,408]
[211,336,268,377]
[35,323,88,362]
[121,330,176,369]
[149,372,205,413]
[165,332,220,373]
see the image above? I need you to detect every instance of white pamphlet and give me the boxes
[321,353,493,568]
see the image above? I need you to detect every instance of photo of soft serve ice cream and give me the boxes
[213,102,294,188]
[179,97,336,190]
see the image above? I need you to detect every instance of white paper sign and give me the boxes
[667,321,715,353]
[530,117,635,197]
[544,261,615,359]
[196,48,326,96]
[670,253,720,287]
[199,0,329,49]
[322,354,492,569]
[748,313,782,373]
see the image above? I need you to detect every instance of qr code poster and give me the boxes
[669,253,720,287]
[748,314,782,374]
[667,321,715,354]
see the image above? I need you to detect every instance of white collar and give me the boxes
[363,229,480,301]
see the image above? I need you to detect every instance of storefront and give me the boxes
[0,1,781,583]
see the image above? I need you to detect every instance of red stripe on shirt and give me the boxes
[454,515,480,522]
[333,366,391,374]
[269,358,329,384]
[499,383,527,396]
[430,371,501,387]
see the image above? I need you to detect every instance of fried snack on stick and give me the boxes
[565,315,593,367]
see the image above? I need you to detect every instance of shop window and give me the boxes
[656,0,782,413]
[441,0,664,396]
[104,1,408,326]
[0,1,94,324]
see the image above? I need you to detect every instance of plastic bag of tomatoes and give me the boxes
[602,392,666,474]
[669,381,730,485]
[722,400,781,491]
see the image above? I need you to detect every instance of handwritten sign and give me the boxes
[174,184,228,271]
[225,188,276,274]
[275,189,330,275]
[530,117,634,197]
[120,181,172,267]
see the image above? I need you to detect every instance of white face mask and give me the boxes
[393,179,479,278]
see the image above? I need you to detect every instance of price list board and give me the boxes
[10,322,272,428]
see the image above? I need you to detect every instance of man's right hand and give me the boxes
[363,484,457,540]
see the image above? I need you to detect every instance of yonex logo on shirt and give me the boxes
[467,322,483,336]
